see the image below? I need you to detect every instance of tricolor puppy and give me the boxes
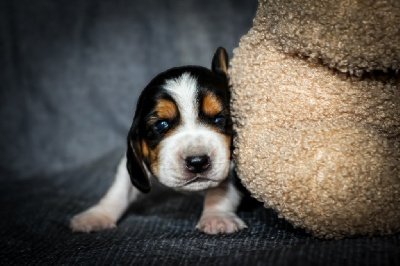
[70,47,247,234]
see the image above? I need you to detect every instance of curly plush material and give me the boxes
[230,0,400,239]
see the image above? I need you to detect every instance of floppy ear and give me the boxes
[126,121,151,193]
[211,47,229,77]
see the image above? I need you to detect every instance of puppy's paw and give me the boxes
[196,211,247,235]
[70,207,116,233]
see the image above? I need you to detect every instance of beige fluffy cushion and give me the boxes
[230,0,400,239]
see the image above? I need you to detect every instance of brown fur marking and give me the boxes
[219,52,228,74]
[141,139,161,177]
[203,93,222,116]
[156,99,177,119]
[141,139,149,158]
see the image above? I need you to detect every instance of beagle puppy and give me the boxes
[70,47,247,234]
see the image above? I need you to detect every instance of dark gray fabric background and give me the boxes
[0,0,256,179]
[1,0,399,265]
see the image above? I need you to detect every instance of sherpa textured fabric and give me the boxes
[230,0,400,239]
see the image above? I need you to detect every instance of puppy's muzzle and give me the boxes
[185,155,211,174]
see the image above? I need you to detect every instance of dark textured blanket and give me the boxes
[1,0,399,265]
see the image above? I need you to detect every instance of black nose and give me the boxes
[185,155,211,173]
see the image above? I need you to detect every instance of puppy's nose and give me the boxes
[185,155,210,173]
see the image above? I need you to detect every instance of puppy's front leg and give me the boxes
[196,180,247,234]
[70,157,140,233]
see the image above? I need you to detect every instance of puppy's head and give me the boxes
[127,47,231,193]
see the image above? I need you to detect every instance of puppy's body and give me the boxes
[71,48,247,234]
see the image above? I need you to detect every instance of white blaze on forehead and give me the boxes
[163,73,198,127]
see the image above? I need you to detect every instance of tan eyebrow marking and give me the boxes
[156,99,178,119]
[202,93,222,116]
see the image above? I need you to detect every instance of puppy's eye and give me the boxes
[214,116,226,127]
[153,120,169,133]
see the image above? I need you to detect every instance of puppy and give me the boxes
[70,47,247,234]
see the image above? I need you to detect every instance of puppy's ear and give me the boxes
[126,123,151,193]
[211,47,229,77]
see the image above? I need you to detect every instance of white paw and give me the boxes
[196,212,247,234]
[70,207,116,233]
